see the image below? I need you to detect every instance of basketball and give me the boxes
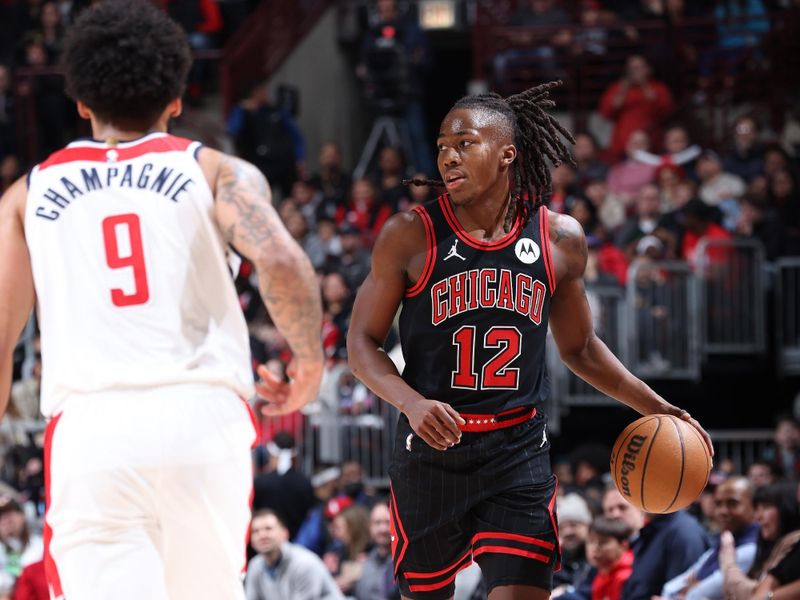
[610,414,711,514]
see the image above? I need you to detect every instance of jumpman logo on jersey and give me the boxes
[444,239,466,262]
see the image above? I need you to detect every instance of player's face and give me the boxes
[437,108,515,207]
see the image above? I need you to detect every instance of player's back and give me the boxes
[25,133,253,417]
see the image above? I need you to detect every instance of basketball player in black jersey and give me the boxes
[347,82,713,600]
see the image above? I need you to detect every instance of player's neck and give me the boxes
[454,187,514,240]
[90,124,165,143]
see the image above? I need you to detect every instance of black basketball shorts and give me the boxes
[387,411,560,600]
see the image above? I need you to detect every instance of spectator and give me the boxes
[492,0,572,90]
[734,195,784,260]
[763,415,800,480]
[599,55,674,161]
[602,485,646,541]
[587,517,634,600]
[768,169,800,255]
[0,499,43,583]
[251,432,317,540]
[321,272,353,359]
[698,0,769,96]
[245,509,343,600]
[353,501,397,600]
[585,178,626,233]
[697,150,746,209]
[335,178,391,248]
[226,80,306,198]
[658,476,758,600]
[720,482,800,600]
[406,172,437,207]
[12,560,47,600]
[621,509,709,600]
[762,146,791,180]
[573,132,609,186]
[549,164,581,214]
[289,179,323,231]
[36,2,64,61]
[616,184,662,259]
[0,64,15,158]
[633,125,702,183]
[656,179,697,245]
[568,196,599,236]
[376,146,411,212]
[607,130,658,204]
[286,211,327,270]
[323,504,370,596]
[723,116,766,183]
[310,142,352,219]
[295,466,342,556]
[553,493,595,599]
[680,199,733,269]
[746,460,780,488]
[655,163,687,212]
[357,0,433,174]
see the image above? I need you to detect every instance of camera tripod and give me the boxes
[353,114,416,180]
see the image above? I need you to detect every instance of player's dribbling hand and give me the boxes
[256,358,324,416]
[405,399,466,451]
[667,405,715,461]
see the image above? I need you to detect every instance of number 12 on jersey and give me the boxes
[102,213,150,307]
[452,326,522,390]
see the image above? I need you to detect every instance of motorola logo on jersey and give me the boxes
[514,238,540,265]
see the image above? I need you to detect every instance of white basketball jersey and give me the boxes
[25,133,254,417]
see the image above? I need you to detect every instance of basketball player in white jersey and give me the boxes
[0,1,323,598]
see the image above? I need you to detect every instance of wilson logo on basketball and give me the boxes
[619,434,647,497]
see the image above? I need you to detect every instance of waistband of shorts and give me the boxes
[459,406,536,432]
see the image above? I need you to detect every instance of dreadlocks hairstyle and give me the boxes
[407,81,576,232]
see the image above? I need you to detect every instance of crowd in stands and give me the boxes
[1,0,800,597]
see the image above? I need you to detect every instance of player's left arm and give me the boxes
[0,178,35,419]
[547,211,713,456]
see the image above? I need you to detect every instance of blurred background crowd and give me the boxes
[2,0,800,597]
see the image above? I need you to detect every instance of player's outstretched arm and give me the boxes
[204,150,323,415]
[547,212,713,456]
[347,213,464,451]
[0,178,35,418]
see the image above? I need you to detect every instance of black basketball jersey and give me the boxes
[398,195,556,415]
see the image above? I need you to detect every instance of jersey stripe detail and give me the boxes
[38,135,194,171]
[540,206,556,294]
[389,484,410,575]
[472,545,550,563]
[405,551,473,592]
[471,531,555,551]
[438,195,521,251]
[43,413,64,598]
[405,206,437,298]
[548,477,561,572]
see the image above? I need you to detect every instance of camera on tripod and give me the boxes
[362,26,411,114]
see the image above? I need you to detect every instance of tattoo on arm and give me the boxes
[216,157,323,361]
[553,227,569,244]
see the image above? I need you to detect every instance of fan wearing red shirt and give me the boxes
[680,198,732,268]
[599,55,674,161]
[335,178,392,247]
[586,517,634,600]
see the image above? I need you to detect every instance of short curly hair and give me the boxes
[61,0,192,130]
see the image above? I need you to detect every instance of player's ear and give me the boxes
[500,144,516,168]
[167,98,183,119]
[76,101,92,121]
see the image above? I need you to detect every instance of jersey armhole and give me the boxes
[539,206,557,295]
[188,141,203,161]
[405,206,437,298]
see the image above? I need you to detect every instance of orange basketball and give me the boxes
[610,414,711,514]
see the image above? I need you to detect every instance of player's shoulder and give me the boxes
[546,209,587,280]
[375,208,427,249]
[0,176,28,220]
[196,148,267,197]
